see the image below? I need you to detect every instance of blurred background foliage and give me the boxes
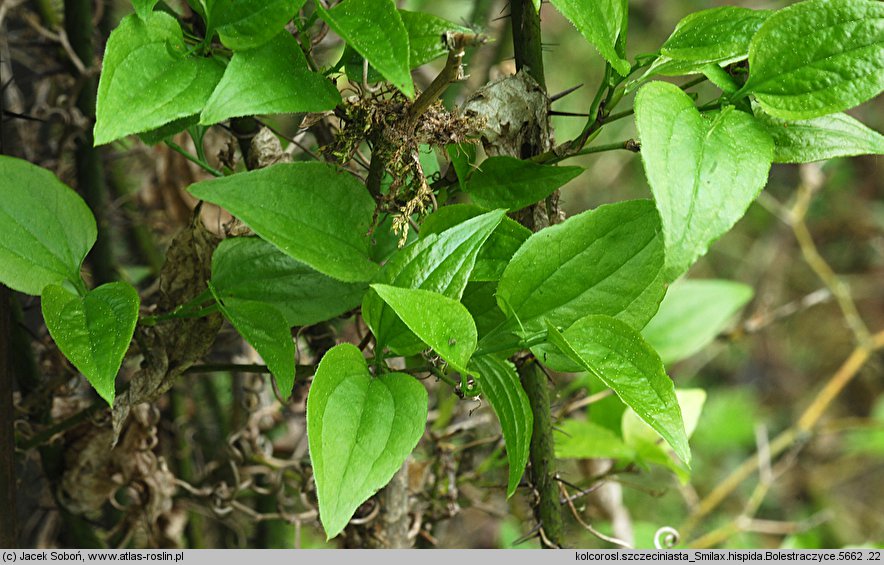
[2,0,882,550]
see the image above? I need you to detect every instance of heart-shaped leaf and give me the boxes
[496,199,665,336]
[631,6,771,91]
[754,109,884,164]
[131,0,158,19]
[41,282,140,406]
[635,81,773,281]
[464,156,584,212]
[461,283,507,339]
[210,283,296,399]
[660,7,771,68]
[554,419,635,460]
[307,344,427,539]
[420,204,530,282]
[95,13,225,145]
[211,0,302,51]
[200,32,340,125]
[400,10,472,69]
[363,210,504,354]
[211,237,366,327]
[642,279,753,365]
[547,315,690,466]
[315,0,413,98]
[622,389,706,482]
[0,156,96,296]
[470,355,532,497]
[189,162,379,283]
[739,0,884,120]
[371,285,477,373]
[550,0,630,76]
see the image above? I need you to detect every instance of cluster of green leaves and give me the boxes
[93,0,480,145]
[2,0,881,543]
[0,157,139,406]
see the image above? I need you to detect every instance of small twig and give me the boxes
[164,140,223,177]
[558,389,614,418]
[558,482,632,549]
[788,177,871,345]
[21,13,87,74]
[570,139,639,158]
[740,288,832,334]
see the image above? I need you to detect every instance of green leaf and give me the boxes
[464,156,583,212]
[371,285,477,373]
[315,0,413,98]
[307,344,427,539]
[421,204,530,282]
[547,316,690,466]
[470,355,532,497]
[628,7,770,96]
[622,388,705,480]
[189,162,378,283]
[461,283,507,338]
[702,63,740,95]
[41,282,140,406]
[400,10,471,69]
[497,199,665,337]
[347,11,471,81]
[131,0,158,19]
[215,295,296,399]
[554,419,635,460]
[0,156,96,295]
[642,279,753,365]
[635,81,773,281]
[212,0,301,50]
[211,237,365,327]
[137,115,200,145]
[629,57,705,93]
[363,210,504,354]
[660,7,771,67]
[95,13,225,145]
[200,32,340,125]
[740,0,884,120]
[550,0,630,76]
[754,108,884,164]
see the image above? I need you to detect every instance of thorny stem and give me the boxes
[510,0,545,88]
[509,0,563,547]
[427,365,460,391]
[521,360,564,547]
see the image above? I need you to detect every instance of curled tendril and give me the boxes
[654,526,680,549]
